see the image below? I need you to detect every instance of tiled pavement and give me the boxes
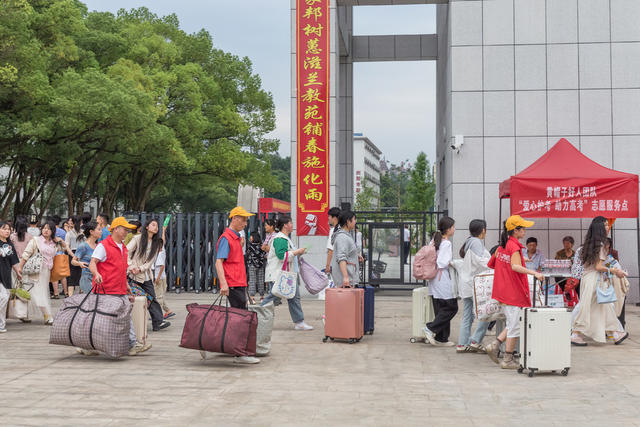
[1,292,639,426]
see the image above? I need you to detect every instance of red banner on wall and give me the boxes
[296,0,331,236]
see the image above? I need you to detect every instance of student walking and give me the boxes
[571,216,629,346]
[456,219,492,353]
[153,247,174,319]
[484,216,544,369]
[262,215,312,330]
[71,221,102,294]
[423,216,458,347]
[64,215,83,296]
[0,221,23,333]
[127,218,170,331]
[329,211,359,289]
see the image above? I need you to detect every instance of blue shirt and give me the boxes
[216,230,241,260]
[98,227,110,243]
[75,242,95,277]
[56,227,66,241]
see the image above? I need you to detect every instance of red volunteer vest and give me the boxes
[94,235,128,295]
[217,228,247,288]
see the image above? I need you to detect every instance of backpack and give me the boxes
[413,242,438,280]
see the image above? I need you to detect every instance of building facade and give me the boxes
[353,133,382,206]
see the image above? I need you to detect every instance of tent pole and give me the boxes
[498,198,503,246]
[636,217,640,307]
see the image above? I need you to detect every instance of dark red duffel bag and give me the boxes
[179,297,258,357]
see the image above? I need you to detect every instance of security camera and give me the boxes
[450,135,464,153]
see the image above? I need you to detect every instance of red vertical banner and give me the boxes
[296,0,330,236]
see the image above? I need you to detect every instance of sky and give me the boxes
[80,1,437,165]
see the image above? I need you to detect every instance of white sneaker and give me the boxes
[234,356,260,364]
[423,326,437,345]
[433,340,456,347]
[294,321,313,331]
[0,328,7,333]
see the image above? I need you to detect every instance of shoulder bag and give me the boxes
[271,252,297,299]
[596,272,617,304]
[23,239,43,276]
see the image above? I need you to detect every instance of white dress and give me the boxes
[21,237,53,317]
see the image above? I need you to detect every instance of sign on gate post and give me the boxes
[296,0,330,236]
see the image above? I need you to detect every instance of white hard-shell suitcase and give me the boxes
[518,307,571,377]
[410,286,435,343]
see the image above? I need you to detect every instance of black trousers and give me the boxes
[139,280,164,329]
[427,298,459,343]
[618,296,626,328]
[403,242,410,264]
[228,286,247,310]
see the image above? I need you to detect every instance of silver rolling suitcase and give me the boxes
[410,286,435,343]
[518,307,571,377]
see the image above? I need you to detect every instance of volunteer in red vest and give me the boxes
[88,217,151,356]
[215,206,260,365]
[485,215,544,369]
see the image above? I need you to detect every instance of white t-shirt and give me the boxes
[153,248,166,280]
[428,239,454,300]
[327,227,335,251]
[404,228,410,242]
[92,241,124,262]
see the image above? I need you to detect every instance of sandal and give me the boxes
[571,332,587,346]
[614,332,629,345]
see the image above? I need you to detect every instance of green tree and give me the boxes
[354,181,377,211]
[0,2,281,217]
[379,161,411,209]
[263,153,290,202]
[405,152,436,211]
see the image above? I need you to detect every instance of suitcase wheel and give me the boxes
[517,366,524,374]
[348,338,355,344]
[410,338,417,343]
[561,368,569,376]
[322,337,328,343]
[528,371,534,378]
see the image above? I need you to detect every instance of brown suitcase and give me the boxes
[323,287,364,344]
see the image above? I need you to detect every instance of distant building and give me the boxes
[353,133,382,207]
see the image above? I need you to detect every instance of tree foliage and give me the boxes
[0,0,279,217]
[405,152,436,211]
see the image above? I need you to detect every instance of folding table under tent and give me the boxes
[498,138,640,301]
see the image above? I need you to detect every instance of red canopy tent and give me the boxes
[498,138,640,302]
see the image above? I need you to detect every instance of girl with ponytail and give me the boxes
[423,216,458,346]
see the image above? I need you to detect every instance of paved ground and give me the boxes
[1,292,639,427]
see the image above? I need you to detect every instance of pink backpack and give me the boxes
[413,242,438,280]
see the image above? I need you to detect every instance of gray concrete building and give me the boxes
[291,0,640,302]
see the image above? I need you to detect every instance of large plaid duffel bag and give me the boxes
[49,290,132,358]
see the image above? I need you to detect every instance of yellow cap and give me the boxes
[229,206,255,218]
[109,217,137,230]
[505,215,534,231]
[506,215,534,231]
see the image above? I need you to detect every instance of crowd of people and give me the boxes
[0,213,174,339]
[0,205,632,368]
[421,214,631,370]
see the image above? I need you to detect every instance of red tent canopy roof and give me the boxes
[500,138,637,199]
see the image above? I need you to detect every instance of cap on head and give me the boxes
[109,217,137,231]
[229,206,254,219]
[505,215,534,231]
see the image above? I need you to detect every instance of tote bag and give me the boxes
[596,273,617,304]
[50,248,71,282]
[271,253,297,300]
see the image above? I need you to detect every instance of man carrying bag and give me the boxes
[180,207,259,365]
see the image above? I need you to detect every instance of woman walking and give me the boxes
[484,216,544,369]
[456,219,492,353]
[72,221,102,294]
[330,210,360,288]
[423,216,458,347]
[571,216,629,346]
[64,215,83,296]
[0,221,23,333]
[18,221,69,324]
[10,215,33,260]
[127,218,170,331]
[262,216,312,331]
